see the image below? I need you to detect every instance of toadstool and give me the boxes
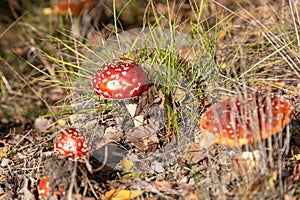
[38,176,65,199]
[178,45,201,63]
[198,93,294,148]
[92,57,147,127]
[38,176,50,198]
[54,128,89,160]
[54,0,97,16]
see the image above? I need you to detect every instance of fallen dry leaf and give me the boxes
[292,163,300,181]
[184,142,209,163]
[102,188,141,200]
[150,180,171,192]
[179,183,202,200]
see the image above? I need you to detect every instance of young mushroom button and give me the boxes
[54,128,89,160]
[198,94,294,148]
[38,176,50,198]
[92,57,147,126]
[179,45,201,63]
[38,176,65,199]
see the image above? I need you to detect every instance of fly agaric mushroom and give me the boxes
[179,45,201,63]
[54,128,89,160]
[92,57,147,126]
[38,176,50,198]
[38,176,65,199]
[198,93,293,148]
[54,0,97,16]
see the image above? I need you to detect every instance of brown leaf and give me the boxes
[126,135,148,151]
[104,126,123,141]
[135,85,160,116]
[150,181,171,192]
[292,163,300,181]
[179,183,202,200]
[184,142,209,163]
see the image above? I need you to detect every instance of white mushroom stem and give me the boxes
[124,103,144,127]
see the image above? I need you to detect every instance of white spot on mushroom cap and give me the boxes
[106,80,122,90]
[213,127,218,132]
[110,74,119,79]
[129,86,141,95]
[39,189,46,194]
[102,78,108,83]
[103,91,110,97]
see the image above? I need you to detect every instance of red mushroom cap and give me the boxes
[38,176,65,198]
[54,0,97,16]
[92,57,147,100]
[179,45,201,63]
[199,94,294,147]
[38,176,50,198]
[54,128,89,160]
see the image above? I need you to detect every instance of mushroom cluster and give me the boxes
[198,93,294,148]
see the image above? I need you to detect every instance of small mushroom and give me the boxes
[92,57,147,127]
[54,128,89,160]
[178,45,201,63]
[38,176,50,198]
[198,93,294,148]
[38,176,65,199]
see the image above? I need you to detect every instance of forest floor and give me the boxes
[0,0,299,199]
